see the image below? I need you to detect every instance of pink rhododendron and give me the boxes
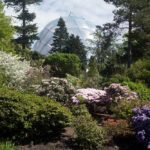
[72,83,138,104]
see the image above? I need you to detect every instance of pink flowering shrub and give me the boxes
[72,88,106,104]
[72,84,138,105]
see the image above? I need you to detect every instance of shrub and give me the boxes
[72,84,138,105]
[0,67,9,88]
[22,65,51,93]
[72,105,107,149]
[132,106,150,149]
[103,119,132,136]
[0,88,72,143]
[71,104,91,117]
[0,51,31,87]
[66,74,82,88]
[110,99,150,121]
[44,53,81,77]
[108,74,130,85]
[35,77,76,103]
[127,59,150,87]
[122,81,150,100]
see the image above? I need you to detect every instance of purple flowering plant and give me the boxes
[132,106,150,149]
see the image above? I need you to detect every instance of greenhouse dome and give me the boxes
[33,14,96,55]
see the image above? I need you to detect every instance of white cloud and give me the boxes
[4,0,115,32]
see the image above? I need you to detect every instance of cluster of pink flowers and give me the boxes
[72,88,106,103]
[72,84,138,104]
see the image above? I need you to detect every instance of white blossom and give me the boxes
[0,51,32,86]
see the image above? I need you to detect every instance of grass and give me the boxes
[0,141,14,150]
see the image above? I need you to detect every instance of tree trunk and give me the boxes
[127,10,132,68]
[22,0,26,50]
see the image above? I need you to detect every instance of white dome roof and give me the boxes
[33,15,96,55]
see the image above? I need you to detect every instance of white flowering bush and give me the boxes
[0,51,31,86]
[35,77,76,103]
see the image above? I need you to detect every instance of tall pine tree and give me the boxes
[104,0,139,67]
[4,0,42,50]
[66,34,87,70]
[104,0,150,67]
[50,17,68,54]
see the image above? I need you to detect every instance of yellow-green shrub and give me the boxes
[72,105,107,149]
[0,88,72,143]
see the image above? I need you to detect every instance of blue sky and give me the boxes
[5,0,115,32]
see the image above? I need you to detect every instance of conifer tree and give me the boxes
[50,17,69,54]
[104,0,150,67]
[66,34,87,70]
[4,0,42,50]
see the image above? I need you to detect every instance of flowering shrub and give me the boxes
[103,119,133,136]
[72,88,106,104]
[36,77,76,103]
[72,84,138,104]
[0,51,31,86]
[132,106,150,149]
[110,99,150,122]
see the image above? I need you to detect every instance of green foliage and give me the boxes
[88,56,99,77]
[66,34,87,70]
[66,74,82,88]
[0,141,14,150]
[0,67,9,88]
[72,105,107,149]
[0,88,72,143]
[102,74,130,87]
[50,17,68,54]
[127,59,150,87]
[110,99,150,122]
[122,81,150,100]
[4,0,42,49]
[44,53,81,77]
[0,0,14,53]
[71,104,90,117]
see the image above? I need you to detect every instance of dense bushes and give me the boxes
[122,81,150,100]
[36,77,76,103]
[72,105,107,149]
[127,59,150,87]
[44,53,81,77]
[0,88,72,143]
[110,99,150,121]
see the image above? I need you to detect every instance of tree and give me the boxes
[4,0,42,50]
[89,25,116,73]
[50,17,69,54]
[88,56,99,77]
[66,34,87,70]
[0,0,14,52]
[104,0,150,67]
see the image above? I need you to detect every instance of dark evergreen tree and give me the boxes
[4,0,42,50]
[66,34,87,70]
[50,17,69,54]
